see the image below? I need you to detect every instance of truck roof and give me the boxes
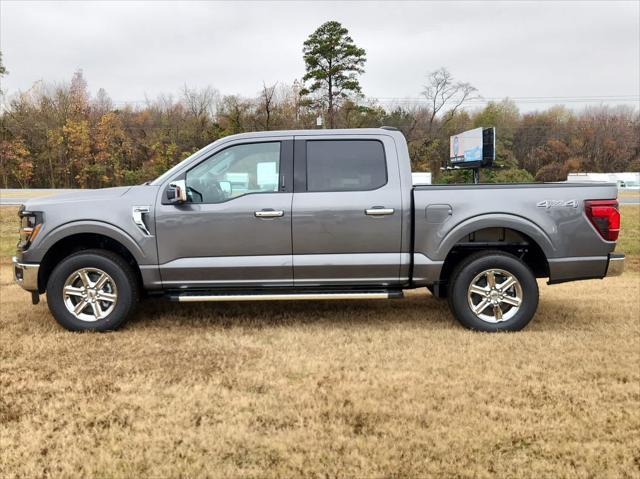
[150,127,407,186]
[220,127,404,141]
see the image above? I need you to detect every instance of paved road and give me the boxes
[1,188,638,206]
[0,189,80,205]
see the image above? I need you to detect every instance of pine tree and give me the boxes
[301,21,366,128]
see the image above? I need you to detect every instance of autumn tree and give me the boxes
[95,112,132,186]
[515,106,576,174]
[182,85,217,119]
[535,162,566,182]
[69,69,90,117]
[0,68,638,189]
[473,99,520,169]
[218,95,252,135]
[301,21,366,128]
[62,119,92,187]
[577,106,639,172]
[0,50,7,95]
[0,139,32,188]
[337,100,385,129]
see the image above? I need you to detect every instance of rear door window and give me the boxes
[306,140,387,192]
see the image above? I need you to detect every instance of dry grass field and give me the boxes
[619,190,640,198]
[1,205,639,478]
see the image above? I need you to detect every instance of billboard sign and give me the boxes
[449,127,495,168]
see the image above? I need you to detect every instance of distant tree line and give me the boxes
[0,21,638,189]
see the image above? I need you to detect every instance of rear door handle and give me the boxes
[255,209,285,218]
[365,207,395,216]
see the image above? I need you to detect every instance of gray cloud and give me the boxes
[1,0,638,111]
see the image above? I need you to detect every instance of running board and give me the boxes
[169,290,403,303]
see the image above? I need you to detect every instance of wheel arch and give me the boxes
[436,214,555,259]
[437,215,553,286]
[36,223,144,293]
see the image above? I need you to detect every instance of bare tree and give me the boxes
[258,82,277,130]
[415,68,480,178]
[145,93,175,114]
[181,85,218,119]
[422,68,478,133]
[92,88,113,116]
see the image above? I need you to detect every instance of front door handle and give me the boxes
[255,209,285,218]
[365,207,395,216]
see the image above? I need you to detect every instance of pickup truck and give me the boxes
[13,128,625,332]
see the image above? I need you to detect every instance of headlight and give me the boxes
[17,207,43,251]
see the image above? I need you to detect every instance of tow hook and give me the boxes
[31,291,40,305]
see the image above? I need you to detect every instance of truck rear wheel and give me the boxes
[447,251,538,332]
[46,249,139,331]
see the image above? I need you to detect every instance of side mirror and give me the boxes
[167,179,188,204]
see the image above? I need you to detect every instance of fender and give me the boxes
[435,213,557,260]
[28,220,149,264]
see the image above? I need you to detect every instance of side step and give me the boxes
[169,290,403,303]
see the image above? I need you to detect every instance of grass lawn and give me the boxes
[619,189,640,198]
[618,205,640,255]
[0,205,638,477]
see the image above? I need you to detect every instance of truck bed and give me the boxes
[411,182,619,284]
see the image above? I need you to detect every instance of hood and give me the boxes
[24,186,133,209]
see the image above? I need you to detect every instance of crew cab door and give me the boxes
[292,135,403,286]
[155,138,294,288]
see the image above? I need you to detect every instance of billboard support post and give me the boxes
[472,167,480,184]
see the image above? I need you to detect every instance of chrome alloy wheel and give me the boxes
[467,268,523,323]
[62,268,118,322]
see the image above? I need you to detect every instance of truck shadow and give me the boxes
[128,293,592,332]
[131,292,456,330]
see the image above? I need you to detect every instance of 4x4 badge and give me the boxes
[537,200,578,209]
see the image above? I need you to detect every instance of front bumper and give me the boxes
[12,256,40,291]
[606,253,625,277]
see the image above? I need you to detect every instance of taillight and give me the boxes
[585,199,620,241]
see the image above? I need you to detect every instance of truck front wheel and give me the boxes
[447,251,539,332]
[46,249,139,331]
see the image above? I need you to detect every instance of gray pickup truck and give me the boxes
[13,128,624,332]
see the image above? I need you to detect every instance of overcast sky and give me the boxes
[1,0,639,112]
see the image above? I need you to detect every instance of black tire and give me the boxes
[46,249,139,331]
[447,251,538,332]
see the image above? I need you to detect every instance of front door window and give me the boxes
[185,142,281,204]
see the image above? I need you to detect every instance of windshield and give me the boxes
[149,139,222,186]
